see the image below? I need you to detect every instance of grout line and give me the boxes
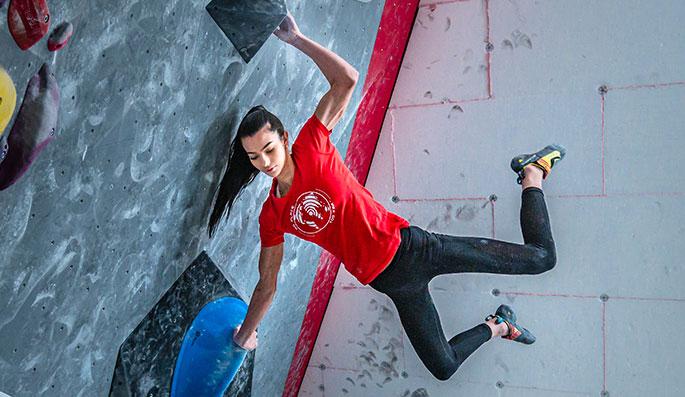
[397,196,488,202]
[601,94,606,196]
[484,0,493,98]
[502,291,598,299]
[502,291,685,303]
[553,191,684,199]
[607,191,685,198]
[554,193,608,199]
[390,96,491,110]
[504,383,592,396]
[602,301,607,393]
[389,109,399,197]
[490,197,496,238]
[608,81,685,91]
[316,365,358,372]
[419,0,473,8]
[611,296,685,302]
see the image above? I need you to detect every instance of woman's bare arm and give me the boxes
[274,12,359,130]
[233,243,284,349]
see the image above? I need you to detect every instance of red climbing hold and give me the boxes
[48,21,73,52]
[7,0,51,51]
[0,63,60,190]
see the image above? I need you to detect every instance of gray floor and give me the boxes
[301,0,685,396]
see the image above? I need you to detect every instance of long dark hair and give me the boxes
[207,105,285,238]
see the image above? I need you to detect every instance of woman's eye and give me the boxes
[266,149,273,153]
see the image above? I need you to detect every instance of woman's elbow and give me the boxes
[349,69,360,83]
[337,70,359,87]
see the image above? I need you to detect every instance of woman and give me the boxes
[207,13,565,381]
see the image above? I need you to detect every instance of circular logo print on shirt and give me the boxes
[290,189,336,235]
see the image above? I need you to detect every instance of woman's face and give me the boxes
[241,122,289,178]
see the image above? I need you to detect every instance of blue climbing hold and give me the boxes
[171,296,249,397]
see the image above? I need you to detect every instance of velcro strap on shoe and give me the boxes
[503,324,522,341]
[533,159,551,178]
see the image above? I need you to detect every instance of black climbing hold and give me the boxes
[600,294,609,302]
[391,195,400,203]
[485,42,494,52]
[598,85,608,95]
[491,288,500,296]
[206,0,288,63]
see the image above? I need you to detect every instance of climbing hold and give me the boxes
[206,0,287,63]
[47,21,73,52]
[0,63,60,190]
[0,67,17,137]
[7,0,51,51]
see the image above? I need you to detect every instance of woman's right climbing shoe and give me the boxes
[510,144,566,184]
[485,304,536,344]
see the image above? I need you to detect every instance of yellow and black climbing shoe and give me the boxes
[485,304,536,345]
[510,144,566,184]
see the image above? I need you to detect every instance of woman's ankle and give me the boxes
[521,165,543,190]
[485,318,508,337]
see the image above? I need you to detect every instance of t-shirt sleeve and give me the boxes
[259,206,284,247]
[292,113,334,154]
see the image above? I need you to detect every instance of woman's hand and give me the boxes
[233,324,258,351]
[273,12,302,45]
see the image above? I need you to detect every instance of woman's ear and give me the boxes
[283,130,290,147]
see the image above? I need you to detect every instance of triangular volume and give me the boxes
[109,251,254,397]
[206,0,287,63]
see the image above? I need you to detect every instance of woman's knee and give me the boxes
[429,363,458,381]
[530,248,556,274]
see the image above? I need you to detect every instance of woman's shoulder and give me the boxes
[293,113,335,154]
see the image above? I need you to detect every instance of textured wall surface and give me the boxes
[0,1,384,396]
[302,0,685,396]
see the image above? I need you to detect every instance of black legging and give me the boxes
[369,187,556,381]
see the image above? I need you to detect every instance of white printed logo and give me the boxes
[290,189,336,235]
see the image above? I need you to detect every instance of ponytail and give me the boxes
[207,105,285,238]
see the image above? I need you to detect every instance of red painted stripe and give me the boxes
[281,2,421,395]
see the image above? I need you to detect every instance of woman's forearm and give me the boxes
[291,34,359,86]
[235,281,275,344]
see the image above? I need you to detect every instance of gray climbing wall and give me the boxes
[302,0,685,396]
[0,1,385,396]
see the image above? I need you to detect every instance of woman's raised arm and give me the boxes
[274,12,359,130]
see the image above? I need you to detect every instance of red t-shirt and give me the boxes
[258,113,409,284]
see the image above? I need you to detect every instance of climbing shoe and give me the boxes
[510,144,566,184]
[485,304,536,344]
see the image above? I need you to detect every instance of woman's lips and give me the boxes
[266,165,277,173]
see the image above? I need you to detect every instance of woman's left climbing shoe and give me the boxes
[510,144,566,184]
[485,304,536,344]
